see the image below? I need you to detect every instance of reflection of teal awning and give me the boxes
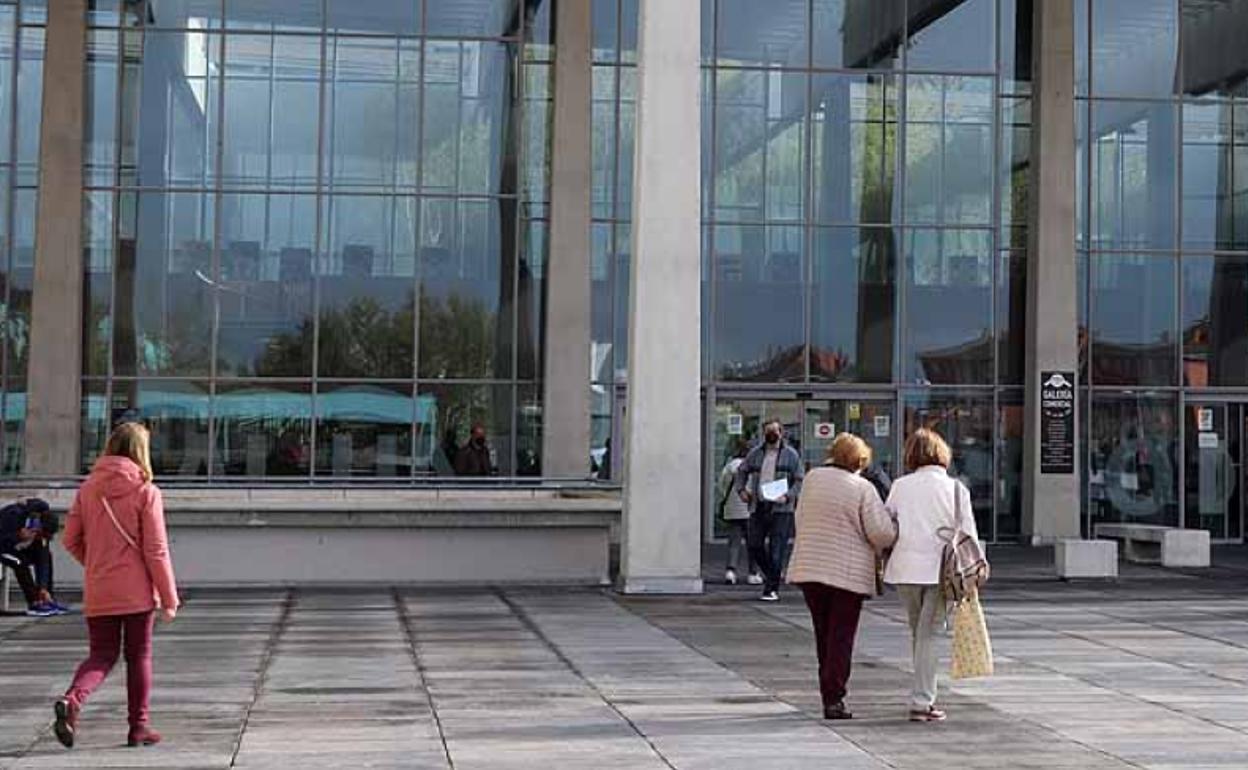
[19,390,435,426]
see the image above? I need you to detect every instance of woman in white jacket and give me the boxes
[883,428,978,723]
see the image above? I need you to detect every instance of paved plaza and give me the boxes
[4,553,1248,768]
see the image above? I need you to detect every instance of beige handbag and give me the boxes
[950,588,994,679]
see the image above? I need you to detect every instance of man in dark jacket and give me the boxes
[736,420,804,602]
[0,499,66,616]
[454,424,497,477]
[861,463,892,504]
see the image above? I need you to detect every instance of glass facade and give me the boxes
[702,0,1029,540]
[1078,0,1248,536]
[80,0,549,479]
[0,1,41,475]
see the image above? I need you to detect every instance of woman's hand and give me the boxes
[159,607,178,623]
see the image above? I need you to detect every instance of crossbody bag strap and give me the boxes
[100,496,139,552]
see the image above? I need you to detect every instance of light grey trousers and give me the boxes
[897,584,943,711]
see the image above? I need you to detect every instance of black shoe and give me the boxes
[54,698,77,748]
[824,701,853,720]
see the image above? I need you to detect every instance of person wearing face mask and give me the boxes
[736,419,805,602]
[454,424,497,477]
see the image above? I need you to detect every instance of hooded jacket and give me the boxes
[62,456,179,618]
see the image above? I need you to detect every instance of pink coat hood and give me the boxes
[63,456,179,618]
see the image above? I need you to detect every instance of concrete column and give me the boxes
[620,0,703,594]
[24,0,86,475]
[1022,0,1081,542]
[541,0,593,479]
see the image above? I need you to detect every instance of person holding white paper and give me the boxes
[736,419,804,602]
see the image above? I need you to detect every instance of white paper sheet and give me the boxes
[760,478,789,502]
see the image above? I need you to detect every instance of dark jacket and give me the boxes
[454,442,495,477]
[736,440,804,514]
[861,465,892,504]
[0,502,27,554]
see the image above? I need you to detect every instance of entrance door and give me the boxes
[1184,402,1243,542]
[709,394,897,540]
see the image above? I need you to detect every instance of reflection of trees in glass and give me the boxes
[419,289,495,378]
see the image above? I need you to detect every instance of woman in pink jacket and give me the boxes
[54,422,179,749]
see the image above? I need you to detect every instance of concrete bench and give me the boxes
[1094,524,1210,568]
[1055,539,1118,579]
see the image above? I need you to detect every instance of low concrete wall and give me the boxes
[13,487,621,587]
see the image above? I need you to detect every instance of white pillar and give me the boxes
[1023,0,1081,542]
[542,0,593,479]
[25,0,86,475]
[620,0,703,594]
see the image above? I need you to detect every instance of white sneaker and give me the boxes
[725,569,738,586]
[746,573,764,585]
[759,590,779,603]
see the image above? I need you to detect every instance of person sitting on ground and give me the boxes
[0,498,68,617]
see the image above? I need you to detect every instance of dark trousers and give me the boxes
[0,541,52,607]
[66,612,156,729]
[748,504,795,593]
[799,582,865,709]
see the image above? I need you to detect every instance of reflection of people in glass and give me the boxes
[267,430,307,476]
[454,424,496,477]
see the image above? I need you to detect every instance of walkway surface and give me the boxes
[4,552,1248,768]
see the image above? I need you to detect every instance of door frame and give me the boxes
[1181,394,1246,544]
[702,386,901,545]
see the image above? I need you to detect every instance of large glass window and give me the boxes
[1089,392,1179,528]
[83,0,544,478]
[1089,253,1177,387]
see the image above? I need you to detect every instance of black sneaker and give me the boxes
[824,702,853,720]
[54,698,77,748]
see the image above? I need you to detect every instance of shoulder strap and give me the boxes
[100,497,139,551]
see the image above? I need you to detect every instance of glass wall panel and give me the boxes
[999,0,1032,94]
[998,251,1026,385]
[112,191,214,378]
[811,0,903,71]
[315,383,414,477]
[1089,253,1177,386]
[83,191,113,378]
[213,381,312,476]
[516,383,541,476]
[216,193,317,377]
[903,390,995,539]
[810,73,897,226]
[421,41,517,196]
[416,383,512,477]
[902,228,993,385]
[906,0,995,73]
[425,0,520,39]
[418,197,514,379]
[517,218,544,381]
[1181,0,1248,97]
[716,0,808,69]
[6,187,33,382]
[224,0,322,34]
[809,227,895,382]
[1000,95,1029,248]
[997,388,1024,540]
[1182,100,1247,251]
[1090,0,1177,99]
[3,377,20,474]
[903,75,993,226]
[145,1,227,29]
[324,37,421,192]
[1090,100,1177,250]
[220,34,320,191]
[317,195,416,379]
[109,380,211,476]
[591,65,617,219]
[713,69,807,223]
[713,224,805,381]
[1089,392,1179,527]
[132,30,219,189]
[327,0,421,37]
[80,380,107,473]
[1183,254,1248,387]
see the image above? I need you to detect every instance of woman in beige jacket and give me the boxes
[787,433,897,720]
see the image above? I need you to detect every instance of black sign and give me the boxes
[1040,370,1075,474]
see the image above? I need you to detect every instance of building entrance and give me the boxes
[1184,402,1246,543]
[707,393,897,540]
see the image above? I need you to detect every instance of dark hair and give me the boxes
[37,510,60,538]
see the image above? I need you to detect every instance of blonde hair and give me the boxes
[105,422,154,482]
[827,433,872,473]
[904,428,952,472]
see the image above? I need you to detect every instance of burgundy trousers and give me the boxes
[65,611,155,728]
[799,583,865,709]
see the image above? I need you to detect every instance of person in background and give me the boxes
[861,463,892,504]
[0,499,67,616]
[55,422,179,750]
[718,440,761,586]
[454,424,497,477]
[884,428,979,723]
[788,433,897,720]
[737,419,805,602]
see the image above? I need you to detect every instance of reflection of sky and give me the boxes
[73,390,436,425]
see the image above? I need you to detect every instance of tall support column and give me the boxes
[25,0,86,475]
[1023,0,1081,542]
[542,0,593,479]
[620,0,702,594]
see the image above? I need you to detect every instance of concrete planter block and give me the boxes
[1161,529,1211,568]
[1056,539,1118,579]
